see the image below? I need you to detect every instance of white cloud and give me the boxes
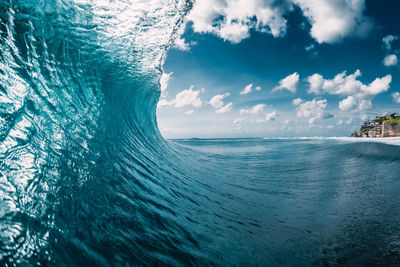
[157,98,170,108]
[239,103,266,114]
[172,23,195,51]
[383,35,399,51]
[174,36,190,51]
[209,92,230,108]
[364,74,392,95]
[209,92,233,113]
[338,96,371,111]
[383,54,398,67]
[265,110,277,122]
[240,84,253,95]
[240,84,261,95]
[392,92,400,104]
[186,0,371,44]
[185,110,194,115]
[233,118,244,125]
[160,86,203,108]
[307,73,324,94]
[305,43,315,51]
[338,95,356,111]
[306,70,392,111]
[292,98,303,106]
[296,98,327,124]
[273,72,299,93]
[187,0,289,43]
[293,0,373,44]
[216,102,233,113]
[160,72,173,97]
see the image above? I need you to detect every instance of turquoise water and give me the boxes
[1,1,400,265]
[172,138,400,265]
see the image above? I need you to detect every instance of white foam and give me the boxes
[263,136,400,146]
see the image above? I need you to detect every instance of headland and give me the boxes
[352,113,400,138]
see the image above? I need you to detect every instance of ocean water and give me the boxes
[1,1,400,266]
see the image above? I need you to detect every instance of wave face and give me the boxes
[2,1,400,266]
[0,0,201,265]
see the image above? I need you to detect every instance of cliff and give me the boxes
[382,120,400,137]
[352,113,400,138]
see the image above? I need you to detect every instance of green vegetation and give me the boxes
[382,118,400,126]
[360,128,371,134]
[351,131,359,137]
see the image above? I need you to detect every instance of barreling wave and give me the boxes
[3,1,400,266]
[0,0,218,265]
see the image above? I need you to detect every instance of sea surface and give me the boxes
[1,0,400,266]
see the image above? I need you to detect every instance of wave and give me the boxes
[263,136,400,146]
[0,1,212,265]
[2,1,400,266]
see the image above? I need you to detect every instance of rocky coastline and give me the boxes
[351,113,400,138]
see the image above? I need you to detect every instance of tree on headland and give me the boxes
[351,130,359,137]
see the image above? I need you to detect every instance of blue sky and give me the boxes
[157,0,400,138]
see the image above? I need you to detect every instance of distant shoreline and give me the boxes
[351,113,400,138]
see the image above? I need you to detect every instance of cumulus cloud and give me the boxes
[157,98,170,108]
[292,98,303,106]
[216,102,233,113]
[306,70,392,111]
[240,84,253,95]
[159,86,203,108]
[265,110,277,122]
[273,72,299,93]
[186,0,372,44]
[174,36,191,51]
[295,98,328,124]
[187,0,289,43]
[209,92,233,113]
[382,35,399,51]
[239,103,266,114]
[172,22,196,51]
[338,96,356,111]
[209,92,230,108]
[174,87,203,108]
[293,0,373,44]
[338,96,371,111]
[383,54,398,67]
[392,92,400,104]
[240,84,261,95]
[307,73,324,94]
